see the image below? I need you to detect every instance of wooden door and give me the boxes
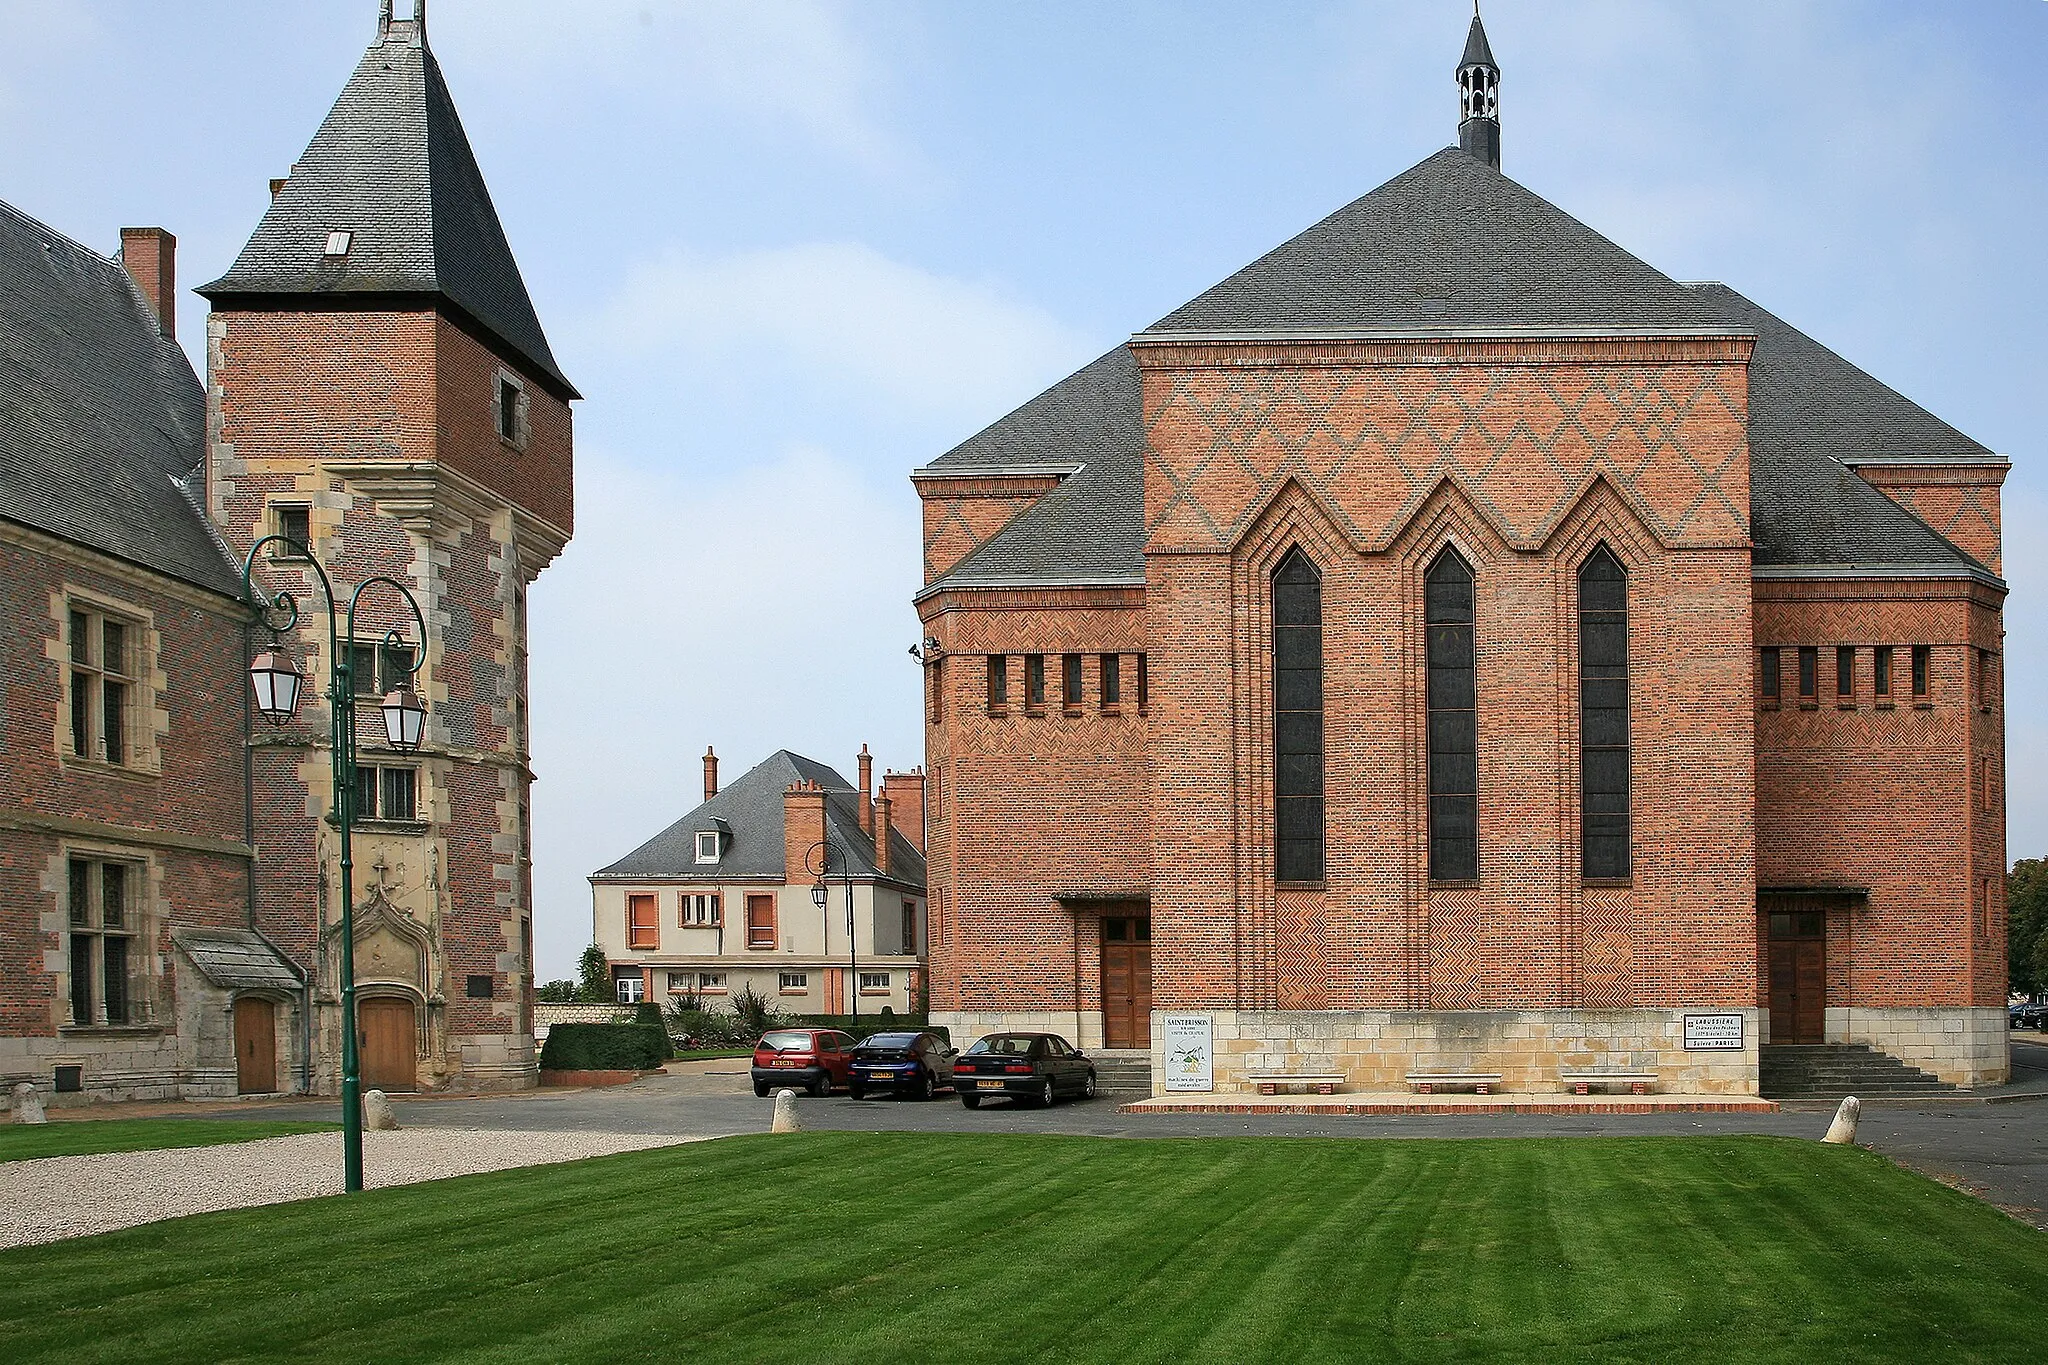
[1767,939,1826,1044]
[359,997,418,1091]
[235,997,276,1094]
[1101,917,1152,1049]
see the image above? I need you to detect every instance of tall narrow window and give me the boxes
[1425,549,1477,881]
[745,893,777,950]
[626,894,658,950]
[1798,647,1817,699]
[987,655,1008,709]
[1578,547,1630,881]
[68,857,136,1025]
[1272,549,1324,883]
[1837,646,1855,698]
[1024,654,1046,709]
[1100,654,1121,706]
[1911,645,1929,697]
[1873,646,1892,698]
[1760,647,1780,701]
[69,607,132,766]
[1136,654,1149,711]
[1062,653,1083,710]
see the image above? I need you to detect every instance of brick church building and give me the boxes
[915,15,2009,1095]
[0,2,571,1104]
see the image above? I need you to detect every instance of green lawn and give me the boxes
[0,1118,337,1163]
[2,1133,2043,1363]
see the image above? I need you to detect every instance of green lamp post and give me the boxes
[242,535,428,1194]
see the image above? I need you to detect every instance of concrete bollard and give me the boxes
[363,1089,400,1131]
[12,1082,47,1125]
[770,1088,803,1134]
[1822,1094,1860,1145]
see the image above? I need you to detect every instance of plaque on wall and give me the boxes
[1162,1013,1213,1092]
[1683,1013,1745,1051]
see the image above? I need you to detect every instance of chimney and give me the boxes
[119,228,176,340]
[702,746,719,803]
[782,780,827,886]
[874,793,893,877]
[882,768,926,855]
[857,743,874,835]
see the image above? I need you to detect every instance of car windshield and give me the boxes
[968,1036,1038,1056]
[860,1033,920,1049]
[760,1031,814,1052]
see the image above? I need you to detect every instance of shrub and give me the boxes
[538,1023,667,1072]
[535,979,578,1003]
[728,981,783,1039]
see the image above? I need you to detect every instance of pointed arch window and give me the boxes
[1426,549,1477,881]
[1273,549,1324,884]
[1577,547,1631,880]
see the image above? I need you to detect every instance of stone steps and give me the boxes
[1759,1043,1956,1099]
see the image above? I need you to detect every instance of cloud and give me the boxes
[576,241,1094,432]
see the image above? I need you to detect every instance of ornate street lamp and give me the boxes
[241,535,428,1194]
[806,840,859,1020]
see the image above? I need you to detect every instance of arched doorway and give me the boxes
[358,996,419,1092]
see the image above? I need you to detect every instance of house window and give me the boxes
[695,830,720,864]
[1024,654,1046,708]
[271,504,311,558]
[1062,654,1083,709]
[1911,645,1930,697]
[669,971,695,994]
[1760,647,1780,701]
[1798,646,1818,699]
[323,230,353,257]
[1136,653,1149,711]
[859,971,891,993]
[1578,546,1631,881]
[679,892,721,926]
[68,606,133,766]
[353,764,419,821]
[494,372,527,449]
[697,972,727,993]
[1873,646,1892,697]
[1272,548,1324,884]
[1837,646,1855,698]
[627,894,659,950]
[779,971,809,994]
[1425,548,1478,882]
[988,655,1009,709]
[901,901,918,955]
[347,640,415,697]
[1101,654,1121,706]
[67,857,140,1025]
[745,893,777,950]
[615,973,645,1005]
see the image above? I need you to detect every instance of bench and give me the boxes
[1245,1071,1346,1097]
[1560,1069,1658,1096]
[1405,1071,1503,1095]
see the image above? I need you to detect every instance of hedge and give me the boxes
[538,1023,669,1071]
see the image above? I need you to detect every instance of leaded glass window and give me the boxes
[1273,549,1324,883]
[1426,549,1477,881]
[1578,547,1630,880]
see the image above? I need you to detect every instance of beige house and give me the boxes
[591,748,927,1016]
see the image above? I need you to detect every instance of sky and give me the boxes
[3,1,2041,980]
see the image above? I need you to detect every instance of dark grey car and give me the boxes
[953,1032,1098,1108]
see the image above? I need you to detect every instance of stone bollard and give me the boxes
[1822,1094,1860,1145]
[363,1089,400,1131]
[12,1082,47,1125]
[770,1088,803,1134]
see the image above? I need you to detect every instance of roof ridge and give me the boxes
[0,198,118,267]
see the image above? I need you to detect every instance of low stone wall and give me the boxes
[933,1009,1105,1052]
[1822,1005,2008,1087]
[0,1030,192,1110]
[539,1068,652,1088]
[1147,1008,1761,1097]
[533,1003,629,1043]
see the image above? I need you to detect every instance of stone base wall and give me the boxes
[1147,1008,1762,1096]
[454,1032,539,1092]
[934,1009,1106,1052]
[1823,1006,2008,1087]
[0,1030,190,1109]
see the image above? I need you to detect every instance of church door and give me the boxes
[1767,911,1826,1044]
[235,997,277,1094]
[1101,916,1152,1049]
[359,997,419,1091]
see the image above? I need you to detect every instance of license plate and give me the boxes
[773,1060,796,1068]
[978,1079,1006,1090]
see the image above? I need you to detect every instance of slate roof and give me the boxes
[171,927,304,992]
[0,199,244,598]
[918,148,1999,593]
[1460,15,1497,70]
[198,16,576,399]
[593,750,926,889]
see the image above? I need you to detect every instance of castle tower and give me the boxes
[1457,9,1502,169]
[199,0,576,1093]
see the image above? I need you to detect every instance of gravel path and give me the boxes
[0,1128,699,1249]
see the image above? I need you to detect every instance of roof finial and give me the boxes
[377,0,426,47]
[1457,7,1501,170]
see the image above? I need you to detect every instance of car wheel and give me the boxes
[753,1081,770,1097]
[960,1093,981,1110]
[1082,1070,1097,1100]
[1038,1077,1056,1108]
[917,1069,936,1102]
[811,1075,830,1098]
[849,1083,866,1101]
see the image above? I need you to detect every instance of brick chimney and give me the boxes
[703,746,718,803]
[882,768,926,855]
[873,792,893,877]
[783,779,827,885]
[857,743,874,835]
[119,227,175,340]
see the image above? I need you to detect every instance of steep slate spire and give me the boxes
[198,0,576,398]
[1457,9,1501,170]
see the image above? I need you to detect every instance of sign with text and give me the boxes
[1161,1013,1214,1092]
[1683,1013,1745,1051]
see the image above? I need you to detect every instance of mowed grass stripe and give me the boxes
[1,1133,2042,1364]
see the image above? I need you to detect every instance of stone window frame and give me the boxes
[352,760,423,825]
[492,369,531,452]
[57,843,159,1032]
[53,586,164,780]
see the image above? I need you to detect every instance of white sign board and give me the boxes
[1161,1013,1213,1092]
[1683,1013,1745,1051]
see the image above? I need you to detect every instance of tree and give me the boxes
[2010,860,2048,998]
[535,979,578,1003]
[576,944,613,1003]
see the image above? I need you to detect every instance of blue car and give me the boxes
[848,1030,956,1100]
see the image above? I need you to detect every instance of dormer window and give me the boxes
[323,230,353,257]
[695,830,721,864]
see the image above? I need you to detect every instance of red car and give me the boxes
[752,1028,856,1097]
